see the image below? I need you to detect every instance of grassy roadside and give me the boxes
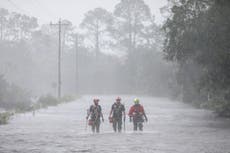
[0,112,14,124]
[0,94,80,125]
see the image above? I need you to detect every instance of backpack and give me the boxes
[112,103,125,118]
[90,105,101,120]
[133,104,144,122]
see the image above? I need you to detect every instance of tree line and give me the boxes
[0,0,173,114]
[163,0,230,116]
[1,0,230,119]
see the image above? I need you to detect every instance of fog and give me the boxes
[0,0,172,97]
[0,0,167,25]
[1,0,230,152]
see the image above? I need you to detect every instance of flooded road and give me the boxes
[1,95,230,153]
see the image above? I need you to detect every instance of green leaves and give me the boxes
[114,0,152,51]
[0,75,31,111]
[164,0,230,116]
[0,8,38,41]
[80,8,114,54]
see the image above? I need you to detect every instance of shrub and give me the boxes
[37,94,59,107]
[0,112,13,125]
[60,95,75,103]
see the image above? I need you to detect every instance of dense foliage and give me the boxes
[0,75,31,111]
[163,0,230,116]
[1,0,230,121]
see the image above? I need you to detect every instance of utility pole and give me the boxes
[50,19,69,99]
[75,34,79,95]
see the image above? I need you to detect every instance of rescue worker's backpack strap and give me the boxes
[133,104,142,113]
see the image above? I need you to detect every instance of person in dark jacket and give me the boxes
[86,98,104,133]
[109,97,126,132]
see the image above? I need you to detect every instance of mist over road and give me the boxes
[1,95,230,153]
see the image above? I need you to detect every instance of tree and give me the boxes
[19,15,38,39]
[80,8,114,58]
[163,0,230,116]
[2,11,38,41]
[140,15,164,50]
[114,0,151,52]
[0,75,31,111]
[163,0,212,102]
[0,8,9,41]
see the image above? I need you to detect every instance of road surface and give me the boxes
[1,95,230,153]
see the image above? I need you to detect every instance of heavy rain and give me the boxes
[0,0,230,153]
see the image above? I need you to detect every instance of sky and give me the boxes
[0,0,167,26]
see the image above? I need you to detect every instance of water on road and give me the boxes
[1,95,230,153]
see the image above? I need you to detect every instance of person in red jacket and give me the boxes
[128,98,148,131]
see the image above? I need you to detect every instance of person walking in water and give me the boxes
[128,98,148,131]
[109,97,126,132]
[86,98,104,133]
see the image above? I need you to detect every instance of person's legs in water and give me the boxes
[95,120,100,133]
[92,123,96,133]
[113,119,117,132]
[133,117,138,131]
[138,122,143,131]
[118,117,122,132]
[133,121,138,131]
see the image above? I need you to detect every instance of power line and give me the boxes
[29,0,51,19]
[27,0,55,24]
[30,0,57,19]
[7,0,31,15]
[6,0,50,24]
